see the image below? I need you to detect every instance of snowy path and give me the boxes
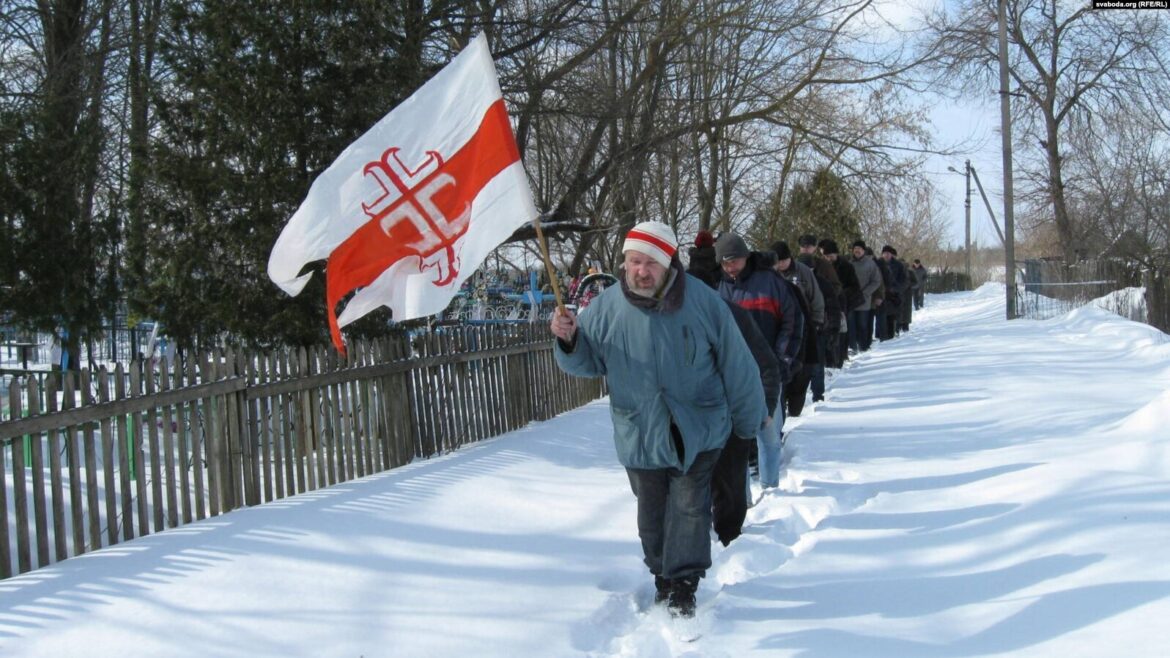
[1,285,1168,657]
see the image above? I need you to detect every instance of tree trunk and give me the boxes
[1044,117,1077,262]
[127,0,161,307]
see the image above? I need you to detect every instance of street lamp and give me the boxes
[947,161,972,289]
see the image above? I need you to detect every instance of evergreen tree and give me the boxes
[747,184,785,249]
[780,168,862,247]
[0,98,27,313]
[144,0,428,349]
[0,0,118,366]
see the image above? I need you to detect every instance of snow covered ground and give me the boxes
[1,284,1168,657]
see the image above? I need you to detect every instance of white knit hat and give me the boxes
[622,221,678,268]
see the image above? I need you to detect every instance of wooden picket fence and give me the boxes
[0,324,605,579]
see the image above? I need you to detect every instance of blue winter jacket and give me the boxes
[717,254,803,378]
[555,268,766,472]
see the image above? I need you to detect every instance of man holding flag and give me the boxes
[550,222,766,621]
[268,33,537,352]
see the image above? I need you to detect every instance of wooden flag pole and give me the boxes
[532,215,565,313]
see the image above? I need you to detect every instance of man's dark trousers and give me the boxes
[711,437,752,546]
[627,447,721,579]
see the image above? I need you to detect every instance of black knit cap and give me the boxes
[881,244,897,256]
[819,238,839,255]
[798,234,817,247]
[851,239,867,250]
[771,241,792,261]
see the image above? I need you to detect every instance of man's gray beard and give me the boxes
[630,273,668,297]
[624,271,657,297]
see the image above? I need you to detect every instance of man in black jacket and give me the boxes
[880,245,908,339]
[797,234,842,386]
[819,239,862,363]
[770,240,820,417]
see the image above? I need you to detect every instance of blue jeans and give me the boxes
[756,410,784,488]
[626,447,721,580]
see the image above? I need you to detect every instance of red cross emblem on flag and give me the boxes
[324,99,520,349]
[360,147,470,287]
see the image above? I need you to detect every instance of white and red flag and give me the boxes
[268,33,537,352]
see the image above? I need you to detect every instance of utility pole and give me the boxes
[947,161,974,289]
[997,0,1018,319]
[964,160,972,288]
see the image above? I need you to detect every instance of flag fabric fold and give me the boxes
[267,33,537,352]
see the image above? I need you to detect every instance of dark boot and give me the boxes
[668,576,699,618]
[654,575,671,605]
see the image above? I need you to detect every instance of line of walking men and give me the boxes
[822,238,928,359]
[692,231,928,415]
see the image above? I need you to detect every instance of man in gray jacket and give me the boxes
[551,221,766,619]
[849,240,883,353]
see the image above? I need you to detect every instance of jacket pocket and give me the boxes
[609,405,643,466]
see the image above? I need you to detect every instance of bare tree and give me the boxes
[494,0,942,272]
[1062,105,1170,268]
[861,177,950,258]
[929,0,1170,263]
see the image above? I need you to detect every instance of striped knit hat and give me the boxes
[623,221,678,268]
